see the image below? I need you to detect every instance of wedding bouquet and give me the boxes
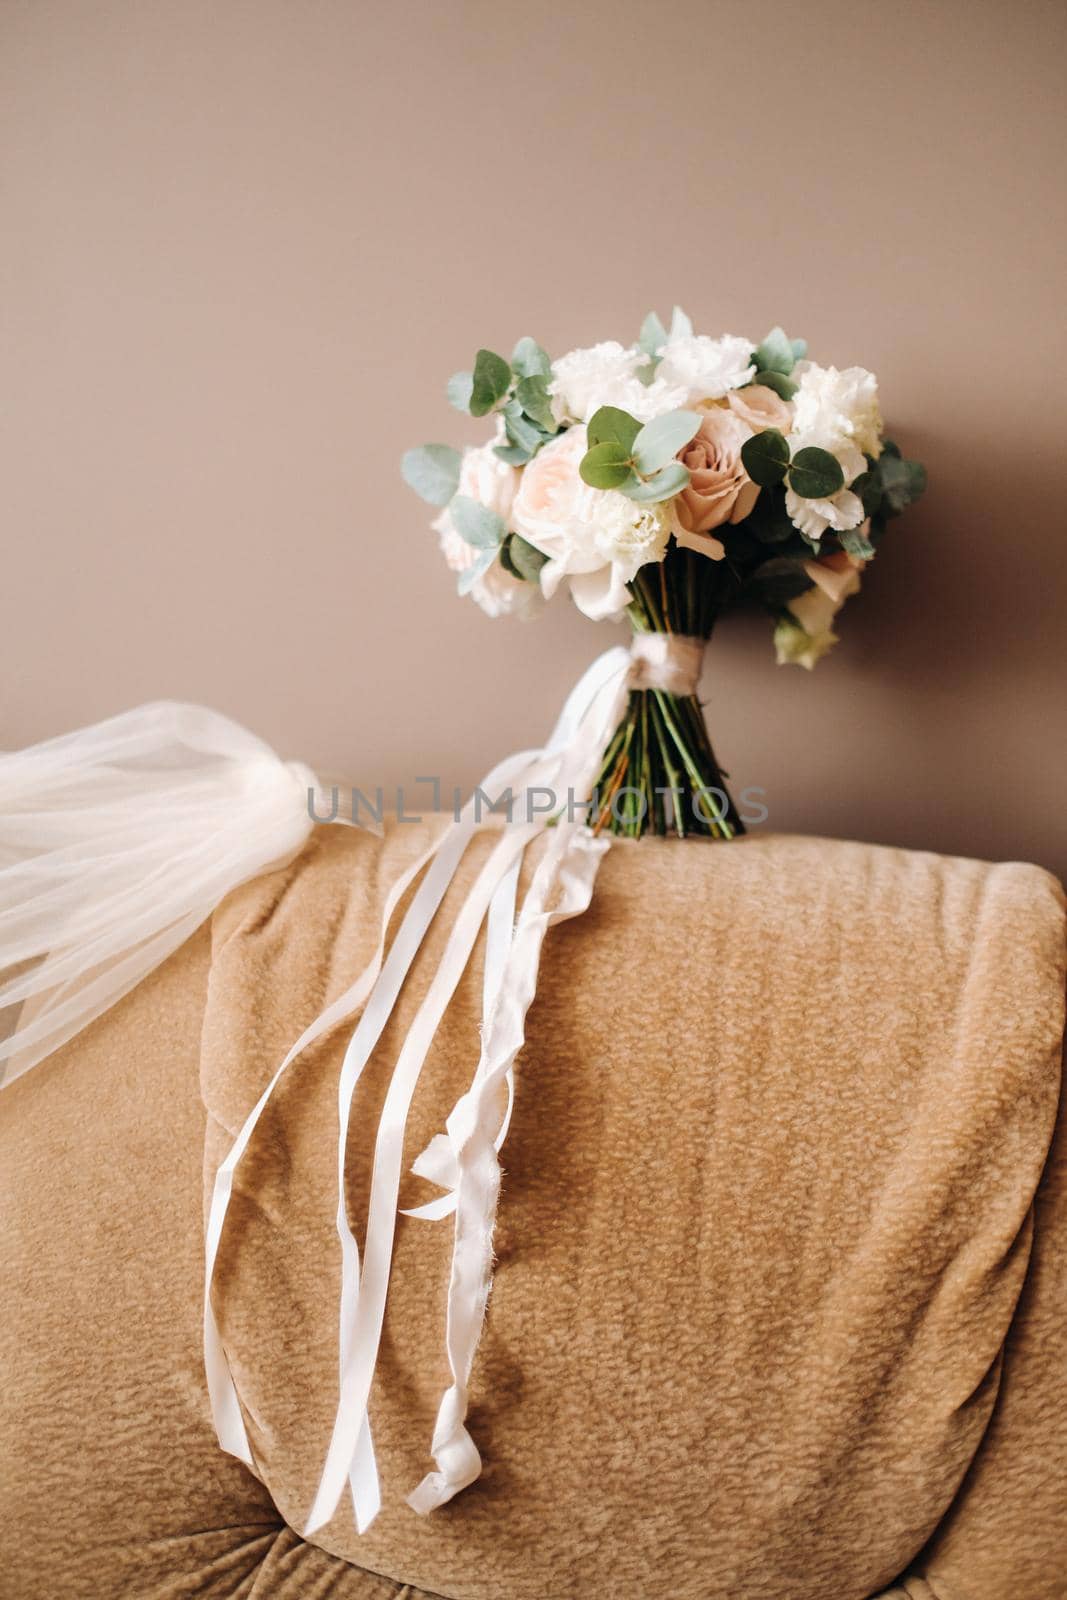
[403,309,926,839]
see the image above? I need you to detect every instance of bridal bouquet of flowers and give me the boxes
[403,309,925,839]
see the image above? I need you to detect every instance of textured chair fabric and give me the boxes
[2,824,1064,1599]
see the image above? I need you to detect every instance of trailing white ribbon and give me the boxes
[304,643,631,1535]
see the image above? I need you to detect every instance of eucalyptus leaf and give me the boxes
[502,399,546,455]
[753,368,798,401]
[791,337,808,361]
[788,447,845,500]
[580,441,633,490]
[587,404,641,454]
[446,370,474,412]
[493,442,532,466]
[449,494,506,550]
[751,556,815,605]
[669,305,693,340]
[746,486,797,544]
[514,373,557,432]
[501,531,548,582]
[632,409,701,474]
[511,336,551,379]
[877,452,918,513]
[852,469,883,517]
[400,443,462,507]
[470,348,512,417]
[457,547,497,596]
[620,461,691,503]
[740,428,790,488]
[837,526,875,561]
[638,310,668,360]
[753,326,795,376]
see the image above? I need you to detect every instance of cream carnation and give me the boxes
[654,333,755,403]
[548,341,687,425]
[790,362,883,472]
[511,425,669,621]
[775,550,865,668]
[784,485,866,543]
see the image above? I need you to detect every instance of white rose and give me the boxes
[548,340,687,424]
[511,425,669,621]
[789,362,883,467]
[654,333,756,403]
[433,438,541,619]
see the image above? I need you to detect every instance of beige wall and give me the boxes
[3,0,1065,879]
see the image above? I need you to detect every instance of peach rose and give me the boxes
[727,383,794,434]
[672,409,759,536]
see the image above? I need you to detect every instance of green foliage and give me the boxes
[587,405,641,454]
[500,532,548,582]
[514,373,557,433]
[501,399,546,457]
[741,428,790,487]
[838,526,875,561]
[631,410,702,474]
[511,337,551,379]
[470,348,512,417]
[753,326,796,376]
[745,485,797,545]
[446,370,474,412]
[620,461,691,503]
[877,449,927,514]
[401,443,462,506]
[457,548,496,595]
[638,310,668,360]
[449,495,506,549]
[750,556,815,605]
[580,441,633,489]
[788,447,845,500]
[752,369,798,400]
[669,305,693,339]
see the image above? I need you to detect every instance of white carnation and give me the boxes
[790,362,883,467]
[548,340,687,424]
[654,333,755,403]
[784,486,866,544]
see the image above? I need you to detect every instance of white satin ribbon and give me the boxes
[304,643,631,1535]
[627,631,706,696]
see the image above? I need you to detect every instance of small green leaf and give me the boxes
[791,337,808,361]
[632,409,702,474]
[502,399,546,455]
[457,548,496,596]
[446,370,474,412]
[511,336,551,379]
[746,487,797,544]
[493,442,532,466]
[751,556,815,604]
[837,526,875,561]
[876,452,921,514]
[450,494,506,549]
[587,404,641,454]
[401,443,462,506]
[753,326,796,376]
[470,348,512,417]
[580,441,633,490]
[500,532,548,582]
[638,310,668,359]
[753,368,798,401]
[669,305,693,340]
[740,428,790,488]
[514,373,557,432]
[852,469,883,517]
[788,447,845,500]
[620,461,691,503]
